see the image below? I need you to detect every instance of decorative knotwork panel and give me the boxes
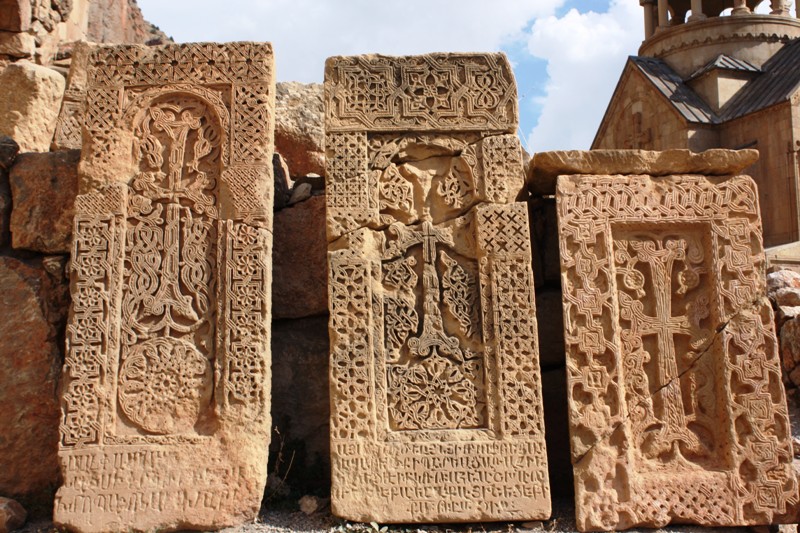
[325,53,517,133]
[557,174,798,531]
[325,53,548,523]
[55,42,275,533]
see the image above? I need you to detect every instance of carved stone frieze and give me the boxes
[556,169,798,531]
[325,53,548,523]
[54,42,275,533]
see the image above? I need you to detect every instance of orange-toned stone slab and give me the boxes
[54,42,275,533]
[556,170,798,531]
[324,53,550,523]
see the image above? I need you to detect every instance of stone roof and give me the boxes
[721,38,800,121]
[688,54,761,80]
[630,56,716,124]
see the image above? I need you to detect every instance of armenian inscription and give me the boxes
[55,42,275,533]
[325,53,550,523]
[557,171,798,531]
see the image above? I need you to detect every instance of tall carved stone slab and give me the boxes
[557,172,799,531]
[52,41,96,151]
[54,42,275,533]
[325,53,550,523]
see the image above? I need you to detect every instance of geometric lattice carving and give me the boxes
[55,42,275,533]
[325,53,549,523]
[557,173,799,531]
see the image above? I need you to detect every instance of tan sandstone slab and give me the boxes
[0,61,65,152]
[0,0,31,32]
[51,41,96,151]
[528,148,759,195]
[275,81,324,177]
[0,30,34,58]
[556,160,798,531]
[54,42,276,533]
[325,53,550,523]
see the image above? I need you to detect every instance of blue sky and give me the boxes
[134,0,649,151]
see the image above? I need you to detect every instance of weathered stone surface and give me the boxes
[0,136,19,171]
[0,31,34,58]
[52,41,96,151]
[782,318,800,388]
[273,152,290,210]
[0,62,65,152]
[9,149,79,253]
[557,171,797,530]
[0,256,69,517]
[273,194,327,319]
[0,497,26,533]
[85,0,170,45]
[275,82,324,177]
[776,287,800,308]
[270,317,330,494]
[325,53,549,523]
[528,148,759,195]
[54,42,275,533]
[0,0,31,32]
[769,269,800,295]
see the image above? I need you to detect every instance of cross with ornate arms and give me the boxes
[627,236,705,459]
[384,220,463,362]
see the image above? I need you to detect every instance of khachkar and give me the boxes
[324,53,550,523]
[54,42,275,532]
[551,150,799,531]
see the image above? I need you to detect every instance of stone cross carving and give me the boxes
[324,53,550,523]
[54,42,275,533]
[557,169,799,531]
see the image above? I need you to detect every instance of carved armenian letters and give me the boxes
[325,54,550,522]
[55,42,275,532]
[556,169,798,531]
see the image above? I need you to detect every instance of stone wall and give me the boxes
[0,0,167,66]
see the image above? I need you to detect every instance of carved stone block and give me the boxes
[324,53,550,523]
[52,41,97,151]
[54,42,275,533]
[556,170,798,531]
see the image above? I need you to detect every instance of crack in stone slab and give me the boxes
[572,295,767,467]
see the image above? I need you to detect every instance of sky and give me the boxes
[136,0,792,152]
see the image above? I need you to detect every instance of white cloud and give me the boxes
[523,0,642,152]
[137,0,566,83]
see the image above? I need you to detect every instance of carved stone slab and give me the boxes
[325,53,550,523]
[54,42,275,533]
[52,41,96,151]
[556,172,798,531]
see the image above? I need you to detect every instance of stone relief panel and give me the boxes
[325,53,549,523]
[557,174,798,531]
[52,41,96,151]
[55,42,274,533]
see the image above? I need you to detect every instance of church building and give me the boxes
[594,0,800,247]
